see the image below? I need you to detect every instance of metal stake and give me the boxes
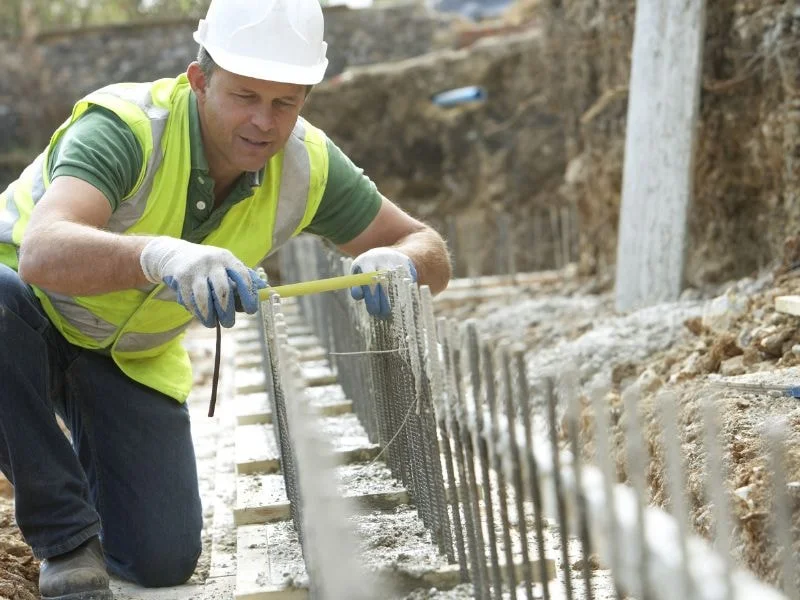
[483,344,517,594]
[501,346,534,600]
[545,377,574,600]
[658,392,692,599]
[466,322,503,598]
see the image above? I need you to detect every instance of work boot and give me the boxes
[39,537,114,600]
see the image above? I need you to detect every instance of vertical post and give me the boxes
[589,387,622,599]
[465,322,503,598]
[545,377,573,600]
[563,373,594,600]
[658,392,693,599]
[501,346,534,600]
[623,384,650,599]
[483,344,517,594]
[438,319,470,580]
[765,419,800,600]
[514,349,550,600]
[614,0,707,310]
[702,397,734,600]
[451,333,491,599]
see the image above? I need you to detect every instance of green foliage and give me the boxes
[0,0,213,39]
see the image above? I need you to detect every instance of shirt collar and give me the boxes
[188,92,265,187]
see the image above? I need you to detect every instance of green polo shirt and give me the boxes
[48,94,382,245]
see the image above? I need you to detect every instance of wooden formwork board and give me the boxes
[286,335,323,350]
[235,343,327,369]
[232,324,314,345]
[234,465,410,526]
[235,524,307,600]
[231,331,262,347]
[234,391,353,427]
[235,420,379,475]
[234,519,556,600]
[230,315,260,332]
[235,424,280,475]
[234,364,337,395]
[234,392,271,426]
[208,421,238,580]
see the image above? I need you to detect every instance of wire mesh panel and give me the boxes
[256,291,375,599]
[266,235,793,600]
[258,295,302,529]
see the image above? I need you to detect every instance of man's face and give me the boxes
[188,63,307,176]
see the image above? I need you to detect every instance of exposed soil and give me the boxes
[0,481,38,600]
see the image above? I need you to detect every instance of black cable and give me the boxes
[208,321,222,417]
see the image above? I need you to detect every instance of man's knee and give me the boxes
[110,533,202,588]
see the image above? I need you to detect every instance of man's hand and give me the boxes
[350,248,417,318]
[140,237,267,328]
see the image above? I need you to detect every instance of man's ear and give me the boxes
[186,62,208,99]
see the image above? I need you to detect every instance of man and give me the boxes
[0,0,451,598]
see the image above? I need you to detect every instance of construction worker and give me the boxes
[0,0,451,598]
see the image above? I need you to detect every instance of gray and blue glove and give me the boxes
[350,248,417,318]
[140,236,267,328]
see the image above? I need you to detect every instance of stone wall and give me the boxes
[0,3,453,157]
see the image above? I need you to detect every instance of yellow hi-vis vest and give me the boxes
[0,75,329,401]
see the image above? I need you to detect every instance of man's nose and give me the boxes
[250,106,275,131]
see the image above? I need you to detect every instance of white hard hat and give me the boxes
[193,0,329,85]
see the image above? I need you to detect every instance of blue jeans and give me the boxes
[0,264,203,587]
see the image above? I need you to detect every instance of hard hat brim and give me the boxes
[195,34,328,86]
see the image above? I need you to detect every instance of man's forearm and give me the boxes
[393,227,452,295]
[18,221,153,296]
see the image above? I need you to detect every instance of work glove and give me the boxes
[140,237,267,328]
[350,248,417,318]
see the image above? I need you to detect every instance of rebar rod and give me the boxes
[514,349,550,600]
[482,344,517,595]
[563,373,594,600]
[589,386,622,600]
[622,384,651,600]
[438,318,470,579]
[414,286,452,558]
[501,345,534,600]
[466,322,503,599]
[659,392,693,600]
[545,376,574,600]
[702,396,734,600]
[452,339,490,597]
[765,419,800,600]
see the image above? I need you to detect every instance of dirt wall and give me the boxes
[539,0,800,285]
[304,28,568,275]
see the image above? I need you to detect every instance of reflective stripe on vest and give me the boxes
[99,84,170,233]
[115,322,194,353]
[0,182,18,242]
[272,118,311,254]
